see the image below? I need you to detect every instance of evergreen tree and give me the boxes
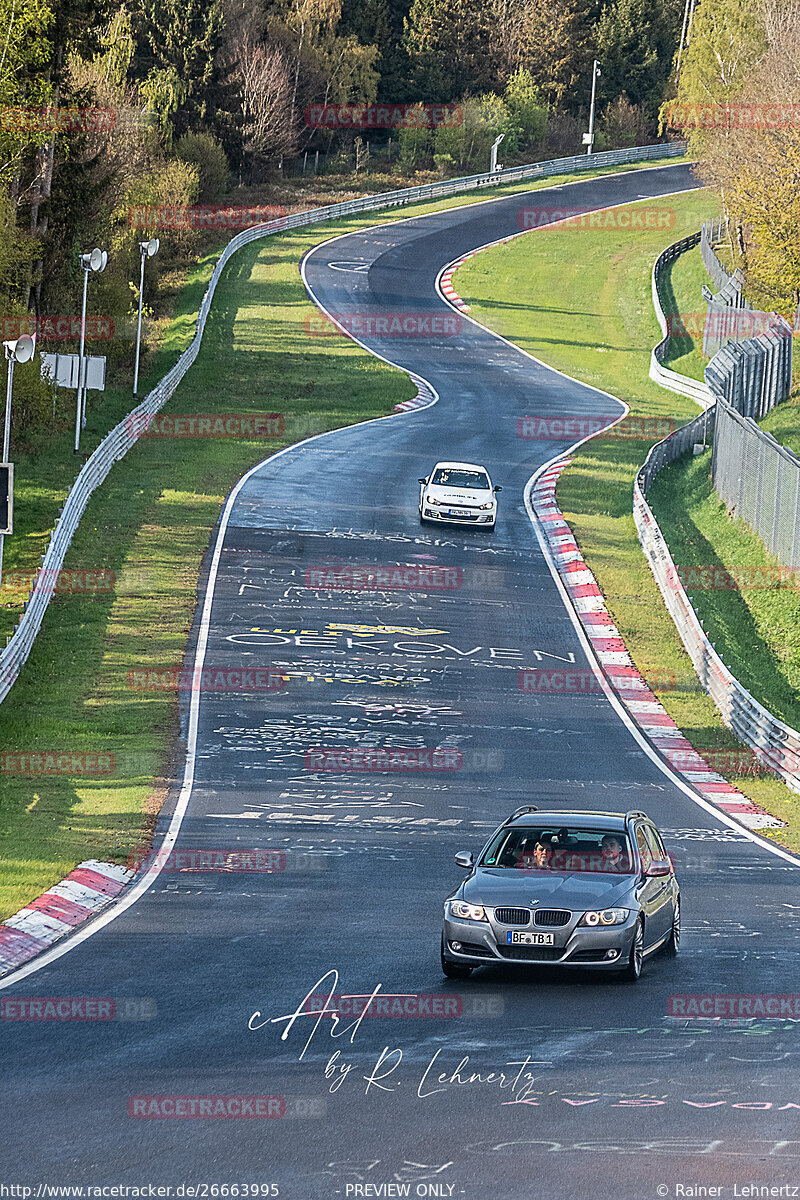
[404,0,497,101]
[595,0,682,119]
[132,0,228,139]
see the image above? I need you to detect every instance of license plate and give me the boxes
[507,931,555,946]
[448,508,472,517]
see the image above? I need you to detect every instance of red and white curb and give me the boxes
[440,254,475,312]
[393,374,437,412]
[0,860,135,976]
[441,236,521,313]
[533,460,782,832]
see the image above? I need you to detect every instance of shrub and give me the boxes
[174,132,230,201]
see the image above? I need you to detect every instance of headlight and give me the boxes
[425,494,440,506]
[580,908,629,927]
[449,900,488,922]
[479,502,494,510]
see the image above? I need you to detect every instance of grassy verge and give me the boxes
[661,243,709,381]
[454,188,800,851]
[0,157,690,919]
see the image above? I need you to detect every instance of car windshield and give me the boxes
[431,468,490,490]
[479,826,635,874]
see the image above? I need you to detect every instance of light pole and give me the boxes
[133,237,159,399]
[490,133,505,174]
[1,333,36,584]
[75,247,108,454]
[585,60,601,154]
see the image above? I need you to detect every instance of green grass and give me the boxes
[651,453,800,728]
[0,156,690,919]
[661,244,709,381]
[454,188,800,851]
[760,390,800,460]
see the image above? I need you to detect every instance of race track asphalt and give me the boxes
[3,163,800,1200]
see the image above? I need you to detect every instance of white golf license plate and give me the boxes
[448,508,472,517]
[507,931,555,946]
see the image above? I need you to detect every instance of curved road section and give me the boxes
[4,165,800,1197]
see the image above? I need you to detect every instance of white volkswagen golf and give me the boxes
[418,461,501,529]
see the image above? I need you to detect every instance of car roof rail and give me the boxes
[506,805,539,823]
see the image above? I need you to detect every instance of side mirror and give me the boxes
[644,859,671,878]
[454,851,474,869]
[494,485,503,492]
[418,477,427,484]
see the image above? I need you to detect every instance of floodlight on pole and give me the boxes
[1,332,36,580]
[133,237,160,399]
[75,248,108,453]
[490,134,505,174]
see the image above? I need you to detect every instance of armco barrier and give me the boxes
[634,434,800,794]
[0,142,685,706]
[637,228,800,795]
[649,232,714,409]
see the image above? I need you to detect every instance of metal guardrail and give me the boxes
[636,223,800,795]
[0,141,686,706]
[637,405,715,494]
[634,439,800,794]
[649,232,714,408]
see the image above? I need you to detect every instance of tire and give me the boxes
[664,900,680,956]
[441,936,473,979]
[620,920,644,981]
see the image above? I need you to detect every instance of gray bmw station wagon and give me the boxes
[441,807,680,981]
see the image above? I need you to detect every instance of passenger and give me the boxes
[531,840,551,869]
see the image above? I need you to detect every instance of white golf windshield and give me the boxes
[431,469,490,489]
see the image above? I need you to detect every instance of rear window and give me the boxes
[480,826,635,874]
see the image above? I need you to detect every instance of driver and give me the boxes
[599,834,627,871]
[516,838,550,871]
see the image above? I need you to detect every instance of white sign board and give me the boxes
[41,353,106,391]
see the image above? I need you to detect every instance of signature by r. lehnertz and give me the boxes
[248,969,543,1100]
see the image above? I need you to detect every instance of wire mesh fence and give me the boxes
[712,399,800,568]
[633,222,800,796]
[700,218,732,291]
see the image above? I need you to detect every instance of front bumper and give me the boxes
[442,912,638,970]
[422,506,495,525]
